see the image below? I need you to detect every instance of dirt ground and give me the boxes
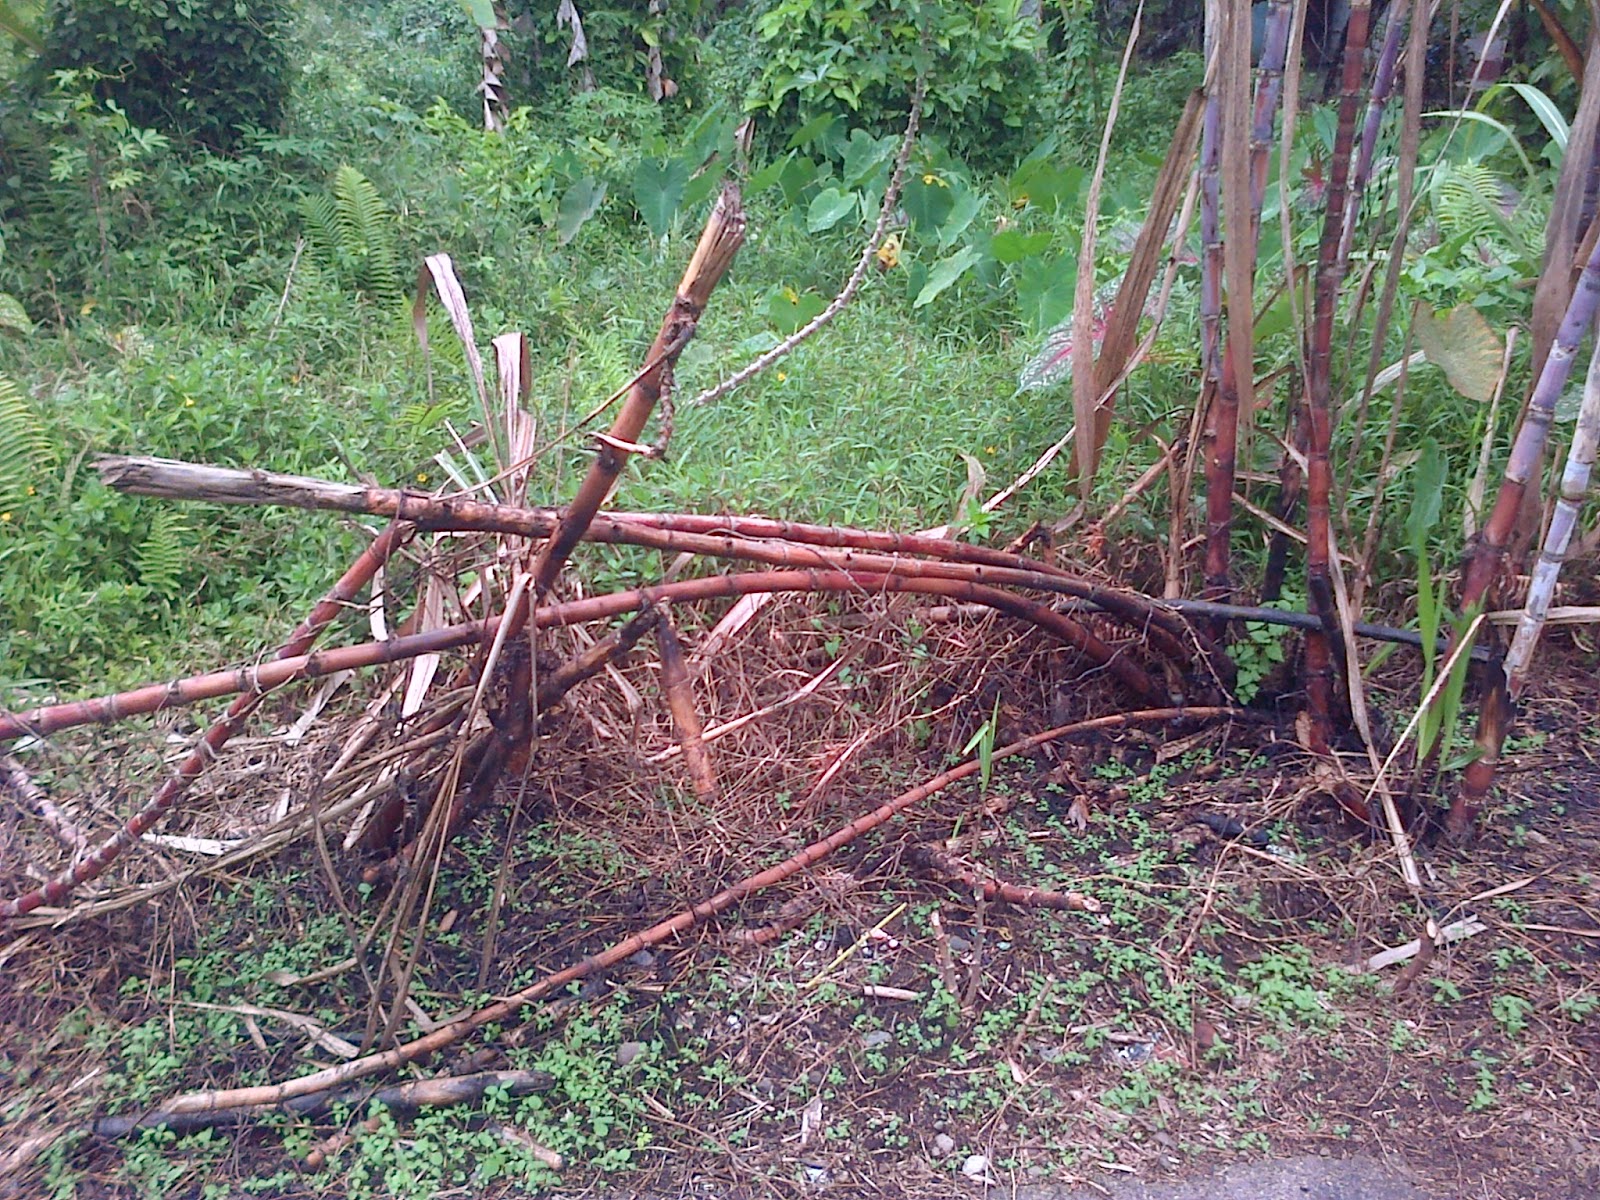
[2,608,1597,1200]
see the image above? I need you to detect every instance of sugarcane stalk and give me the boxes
[1303,0,1373,749]
[1451,332,1600,833]
[0,522,408,919]
[532,185,745,597]
[0,569,1161,754]
[655,611,718,804]
[1337,0,1409,266]
[1202,0,1290,628]
[92,456,1215,677]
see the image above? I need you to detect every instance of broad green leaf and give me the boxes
[681,160,728,211]
[0,293,31,334]
[989,230,1051,264]
[840,129,895,189]
[556,177,606,245]
[786,112,841,152]
[633,157,692,239]
[936,185,982,250]
[914,245,984,309]
[456,0,498,28]
[1413,304,1502,403]
[776,155,820,206]
[1405,437,1448,548]
[806,187,857,233]
[764,285,827,335]
[746,152,794,195]
[902,172,956,233]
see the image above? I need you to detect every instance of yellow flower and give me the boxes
[0,512,11,523]
[777,372,788,382]
[416,472,430,484]
[184,397,195,407]
[25,486,35,496]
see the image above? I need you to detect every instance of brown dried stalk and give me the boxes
[0,522,409,920]
[532,185,745,596]
[654,609,718,804]
[94,1069,553,1138]
[127,707,1248,1120]
[908,844,1101,913]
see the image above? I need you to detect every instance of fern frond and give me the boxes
[0,376,52,518]
[571,324,630,400]
[135,508,189,599]
[333,165,401,302]
[299,192,342,273]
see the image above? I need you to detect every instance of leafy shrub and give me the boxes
[746,0,1050,168]
[31,0,293,148]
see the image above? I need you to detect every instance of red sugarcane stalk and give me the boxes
[1203,0,1292,629]
[0,568,1160,819]
[1303,0,1373,751]
[532,185,745,597]
[1338,0,1410,265]
[908,845,1101,912]
[1446,232,1600,835]
[92,457,1220,679]
[117,707,1249,1119]
[0,523,408,919]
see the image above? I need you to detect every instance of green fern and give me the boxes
[136,508,189,599]
[0,376,52,519]
[299,165,403,302]
[1432,162,1541,264]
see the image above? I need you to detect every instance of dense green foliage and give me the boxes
[30,0,293,148]
[0,0,1579,704]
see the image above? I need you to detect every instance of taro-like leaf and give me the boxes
[806,187,857,233]
[634,157,691,239]
[765,286,827,335]
[1414,304,1502,402]
[0,293,31,334]
[990,230,1052,264]
[1018,295,1109,391]
[937,185,983,250]
[556,177,606,245]
[913,245,984,309]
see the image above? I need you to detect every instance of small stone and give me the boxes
[961,1154,991,1179]
[933,1133,956,1156]
[947,935,972,954]
[616,1041,646,1066]
[628,949,656,968]
[861,1030,893,1050]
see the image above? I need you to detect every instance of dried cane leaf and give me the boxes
[1414,304,1503,403]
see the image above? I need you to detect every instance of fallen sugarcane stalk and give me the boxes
[0,569,1163,747]
[94,1068,554,1139]
[2,753,86,852]
[0,522,408,920]
[0,569,1164,918]
[908,844,1102,913]
[123,707,1252,1122]
[94,456,1216,680]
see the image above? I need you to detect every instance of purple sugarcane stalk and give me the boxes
[1338,0,1411,266]
[1304,0,1374,751]
[1447,229,1600,835]
[1204,0,1294,625]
